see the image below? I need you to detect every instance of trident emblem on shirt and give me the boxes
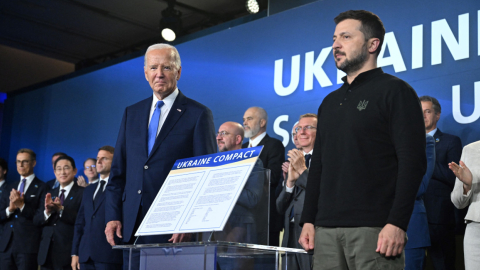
[357,100,369,111]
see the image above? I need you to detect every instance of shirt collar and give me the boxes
[0,180,4,188]
[303,149,313,156]
[249,131,267,147]
[427,128,437,137]
[20,174,35,183]
[151,88,178,110]
[59,180,74,193]
[99,176,109,185]
[341,67,384,87]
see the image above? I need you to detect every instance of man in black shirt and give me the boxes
[298,10,426,270]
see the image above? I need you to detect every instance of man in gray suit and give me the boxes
[277,113,317,270]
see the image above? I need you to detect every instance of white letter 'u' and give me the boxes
[452,82,480,124]
[274,55,300,96]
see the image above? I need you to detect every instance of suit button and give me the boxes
[144,165,148,169]
[138,190,142,194]
[92,215,95,219]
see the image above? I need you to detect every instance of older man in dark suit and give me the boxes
[242,106,285,246]
[0,149,48,270]
[104,43,217,270]
[420,96,462,270]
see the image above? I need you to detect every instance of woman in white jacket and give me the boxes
[449,140,480,270]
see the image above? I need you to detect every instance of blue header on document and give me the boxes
[173,146,263,170]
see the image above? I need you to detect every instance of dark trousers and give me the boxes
[427,224,456,270]
[0,241,38,270]
[405,248,426,270]
[81,259,122,270]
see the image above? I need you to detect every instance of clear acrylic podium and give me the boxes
[114,241,308,270]
[114,166,309,269]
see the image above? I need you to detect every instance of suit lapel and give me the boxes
[94,187,106,212]
[433,128,443,143]
[257,134,270,147]
[139,97,153,158]
[63,183,79,208]
[148,91,187,160]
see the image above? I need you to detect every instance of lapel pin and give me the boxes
[435,138,440,143]
[70,197,73,200]
[177,109,181,112]
[35,185,38,188]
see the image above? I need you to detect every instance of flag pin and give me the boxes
[177,109,181,112]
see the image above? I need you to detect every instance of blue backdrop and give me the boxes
[2,0,479,181]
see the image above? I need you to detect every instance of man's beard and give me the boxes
[335,42,368,75]
[244,123,261,138]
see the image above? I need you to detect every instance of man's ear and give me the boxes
[368,38,380,54]
[236,135,243,145]
[260,119,266,128]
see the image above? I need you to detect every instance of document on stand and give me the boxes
[135,146,263,236]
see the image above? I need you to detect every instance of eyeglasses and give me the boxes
[85,165,96,170]
[216,131,231,138]
[16,160,31,165]
[56,166,73,172]
[295,125,317,133]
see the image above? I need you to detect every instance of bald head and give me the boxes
[243,107,268,139]
[217,122,244,152]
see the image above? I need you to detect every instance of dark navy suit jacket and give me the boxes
[0,177,48,254]
[106,91,217,243]
[72,181,122,264]
[34,183,84,267]
[406,134,435,249]
[424,129,462,225]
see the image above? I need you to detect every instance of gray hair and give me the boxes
[144,43,181,70]
[419,95,441,114]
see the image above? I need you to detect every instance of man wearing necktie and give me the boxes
[104,43,216,270]
[276,113,317,270]
[0,149,48,270]
[34,155,84,270]
[242,107,285,246]
[72,146,122,270]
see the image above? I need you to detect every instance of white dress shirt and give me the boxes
[248,131,267,147]
[149,88,179,137]
[428,128,437,137]
[93,176,109,199]
[5,174,36,216]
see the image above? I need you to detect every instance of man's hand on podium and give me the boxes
[105,220,123,246]
[168,233,192,243]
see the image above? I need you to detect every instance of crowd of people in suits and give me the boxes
[0,147,123,270]
[0,36,478,270]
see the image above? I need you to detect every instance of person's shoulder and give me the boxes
[440,130,461,141]
[378,72,415,91]
[463,140,480,152]
[127,96,152,110]
[182,95,211,112]
[264,134,284,146]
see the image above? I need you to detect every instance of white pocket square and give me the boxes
[30,195,35,197]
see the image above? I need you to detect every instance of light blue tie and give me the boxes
[148,101,164,155]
